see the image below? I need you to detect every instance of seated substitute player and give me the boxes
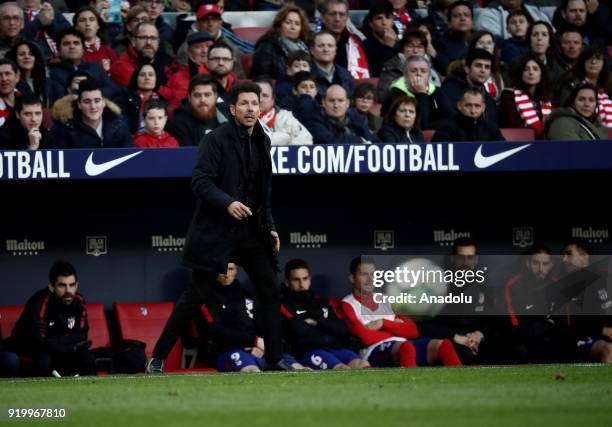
[4,261,96,377]
[340,257,462,368]
[281,259,369,370]
[200,263,304,372]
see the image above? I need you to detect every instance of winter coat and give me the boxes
[431,111,505,142]
[312,62,356,99]
[441,75,498,127]
[252,35,305,79]
[133,131,179,148]
[48,60,122,105]
[544,107,608,141]
[377,123,424,143]
[166,99,229,147]
[260,108,313,145]
[377,54,442,101]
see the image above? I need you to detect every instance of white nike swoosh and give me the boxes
[525,304,534,310]
[474,144,531,169]
[296,310,307,314]
[85,151,143,176]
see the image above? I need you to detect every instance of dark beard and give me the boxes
[191,104,216,122]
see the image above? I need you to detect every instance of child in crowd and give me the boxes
[501,10,531,65]
[275,51,312,104]
[133,99,179,148]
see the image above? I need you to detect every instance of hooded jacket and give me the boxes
[544,107,608,141]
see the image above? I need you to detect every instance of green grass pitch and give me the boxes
[1,365,612,427]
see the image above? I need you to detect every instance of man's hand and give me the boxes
[27,128,41,150]
[250,346,264,358]
[382,28,397,47]
[38,2,55,26]
[366,319,383,330]
[602,326,612,340]
[454,334,478,354]
[227,201,252,220]
[255,336,265,352]
[466,330,484,346]
[271,231,280,254]
[304,318,317,326]
[586,0,599,14]
[408,75,428,93]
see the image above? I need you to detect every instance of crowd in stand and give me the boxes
[0,0,610,150]
[2,236,611,377]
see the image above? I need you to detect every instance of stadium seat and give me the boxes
[356,77,380,89]
[232,27,268,44]
[87,303,111,350]
[607,128,612,139]
[501,128,535,142]
[423,130,435,142]
[42,108,53,131]
[0,304,24,339]
[241,53,253,79]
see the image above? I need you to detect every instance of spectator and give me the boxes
[166,31,215,106]
[362,1,399,78]
[340,257,462,368]
[310,30,355,99]
[350,82,382,133]
[389,0,415,38]
[111,5,150,57]
[18,0,70,59]
[133,98,179,148]
[47,27,120,105]
[274,50,311,104]
[5,39,49,107]
[552,0,607,45]
[281,259,369,370]
[499,53,553,139]
[176,4,246,78]
[468,31,505,102]
[0,2,24,57]
[52,78,132,149]
[544,82,607,140]
[0,92,54,150]
[432,88,505,142]
[277,70,321,126]
[124,62,175,134]
[73,6,116,74]
[475,0,551,40]
[207,41,238,115]
[3,260,96,377]
[377,28,443,101]
[555,44,612,127]
[434,0,473,75]
[0,58,20,128]
[139,0,173,45]
[562,240,612,364]
[251,4,310,79]
[554,29,584,74]
[110,22,178,88]
[166,73,228,147]
[526,20,555,67]
[381,55,452,128]
[301,84,379,144]
[500,10,531,65]
[377,95,423,143]
[441,48,498,127]
[407,20,445,76]
[425,0,452,42]
[254,78,312,145]
[502,245,572,364]
[319,0,370,79]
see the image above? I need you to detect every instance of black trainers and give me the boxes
[145,357,164,375]
[264,358,296,372]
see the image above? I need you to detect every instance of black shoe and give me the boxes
[145,357,164,375]
[264,359,296,371]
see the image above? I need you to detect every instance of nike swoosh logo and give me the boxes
[296,310,307,314]
[85,151,143,176]
[474,144,531,169]
[525,304,534,310]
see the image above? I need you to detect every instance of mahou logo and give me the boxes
[571,227,609,243]
[433,229,470,246]
[151,235,186,252]
[6,239,45,256]
[289,232,328,249]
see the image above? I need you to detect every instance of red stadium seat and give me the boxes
[233,27,268,44]
[501,128,535,141]
[356,77,379,88]
[608,46,612,59]
[241,53,253,79]
[0,304,24,339]
[607,127,612,139]
[87,303,111,350]
[42,108,53,131]
[423,130,435,142]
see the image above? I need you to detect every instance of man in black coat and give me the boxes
[148,82,291,373]
[0,93,54,150]
[432,88,505,142]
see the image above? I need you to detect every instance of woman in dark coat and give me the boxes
[378,96,424,143]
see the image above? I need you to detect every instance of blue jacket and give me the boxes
[48,61,122,105]
[312,62,355,99]
[51,95,132,149]
[22,11,71,59]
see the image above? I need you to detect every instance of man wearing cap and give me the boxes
[167,31,215,103]
[176,4,245,78]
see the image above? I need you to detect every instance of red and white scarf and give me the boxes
[484,77,498,100]
[26,8,58,57]
[259,108,277,130]
[597,89,612,128]
[393,10,412,38]
[84,37,101,54]
[514,88,552,136]
[346,33,370,79]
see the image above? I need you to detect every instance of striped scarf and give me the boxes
[597,89,612,128]
[514,88,552,137]
[393,10,412,38]
[259,108,277,130]
[346,33,370,79]
[484,77,498,101]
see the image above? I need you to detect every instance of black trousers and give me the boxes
[152,224,282,364]
[34,349,96,376]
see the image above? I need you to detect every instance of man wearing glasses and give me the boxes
[207,41,238,116]
[139,0,174,45]
[0,2,24,57]
[110,22,178,89]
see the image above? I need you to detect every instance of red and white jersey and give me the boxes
[341,292,418,359]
